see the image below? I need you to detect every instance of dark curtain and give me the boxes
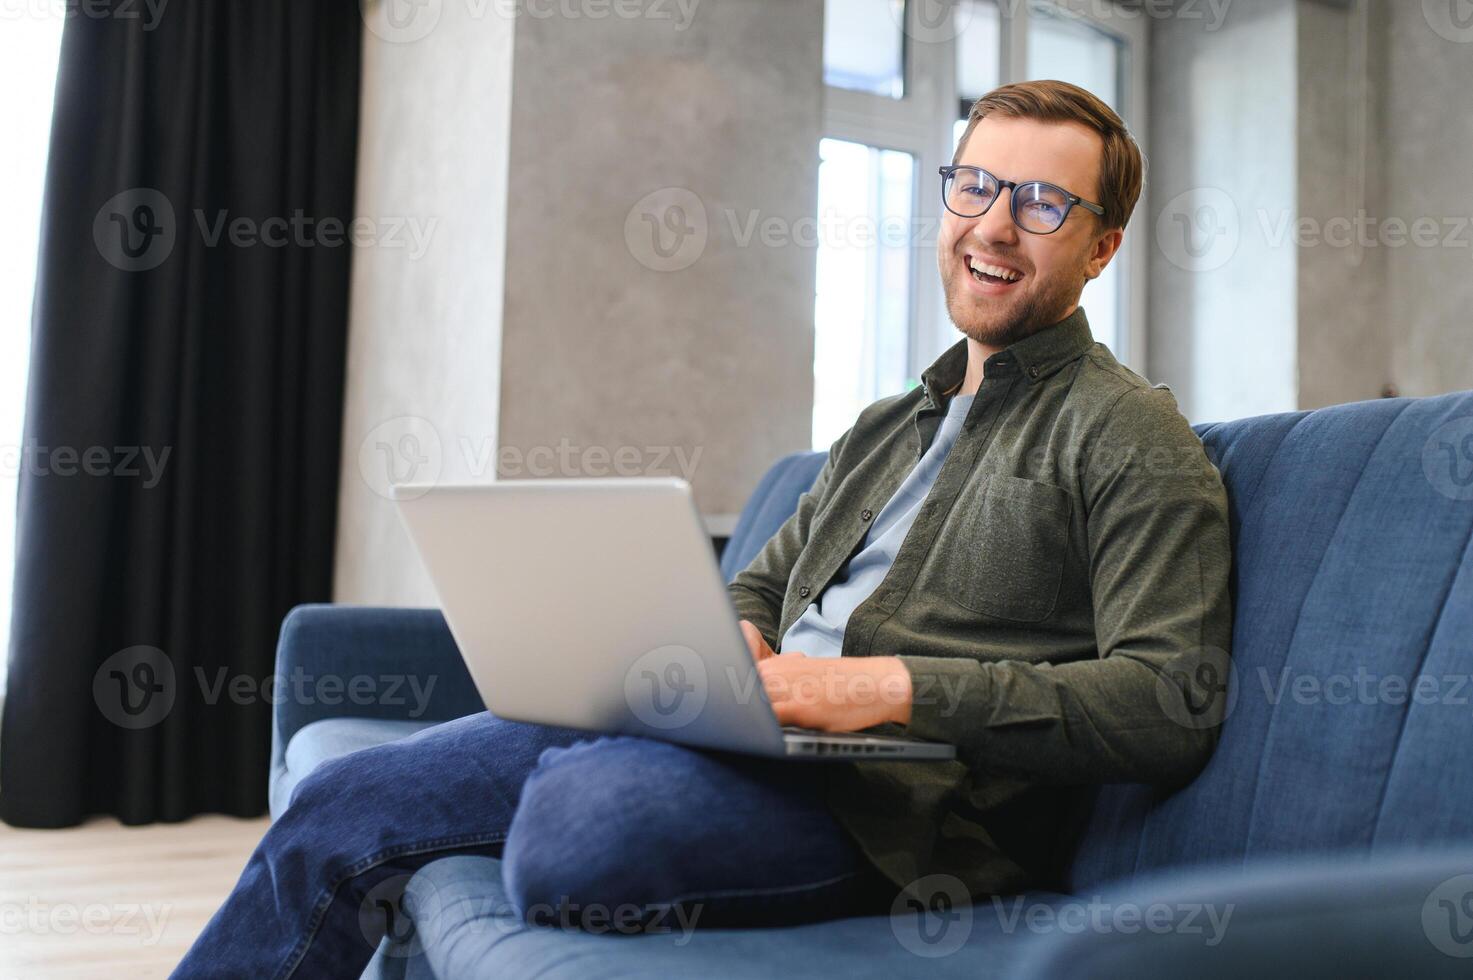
[1,1,362,827]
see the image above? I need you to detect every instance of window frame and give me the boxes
[820,0,1150,387]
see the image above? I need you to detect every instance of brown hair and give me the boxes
[953,79,1145,231]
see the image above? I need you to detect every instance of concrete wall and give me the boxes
[333,3,518,605]
[496,0,822,519]
[334,0,823,603]
[1375,0,1473,398]
[1150,0,1473,421]
[1146,0,1300,424]
[1296,0,1388,409]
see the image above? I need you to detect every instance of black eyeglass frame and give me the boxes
[937,165,1106,235]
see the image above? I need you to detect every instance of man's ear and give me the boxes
[1084,227,1124,281]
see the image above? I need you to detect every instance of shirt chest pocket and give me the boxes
[929,475,1072,623]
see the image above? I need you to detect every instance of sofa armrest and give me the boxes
[1013,845,1473,978]
[273,603,483,745]
[268,604,484,815]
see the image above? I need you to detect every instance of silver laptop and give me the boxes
[390,478,954,762]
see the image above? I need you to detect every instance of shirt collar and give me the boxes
[919,306,1095,406]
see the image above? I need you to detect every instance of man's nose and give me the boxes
[971,186,1020,247]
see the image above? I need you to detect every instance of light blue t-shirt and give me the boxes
[779,392,976,658]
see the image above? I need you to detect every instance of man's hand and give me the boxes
[756,653,913,732]
[738,619,777,662]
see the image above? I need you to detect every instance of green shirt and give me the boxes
[728,306,1234,897]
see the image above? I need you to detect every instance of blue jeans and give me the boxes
[173,713,891,978]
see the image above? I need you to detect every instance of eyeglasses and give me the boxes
[938,165,1105,235]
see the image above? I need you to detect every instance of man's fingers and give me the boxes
[738,619,773,661]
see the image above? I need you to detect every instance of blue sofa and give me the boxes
[268,391,1473,978]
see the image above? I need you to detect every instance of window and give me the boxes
[815,0,1148,448]
[0,14,66,696]
[823,0,907,98]
[812,139,915,448]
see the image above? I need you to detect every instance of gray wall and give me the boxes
[1149,0,1473,421]
[334,3,518,605]
[334,0,823,604]
[1146,0,1300,424]
[497,0,822,519]
[1296,0,1387,409]
[1375,0,1473,398]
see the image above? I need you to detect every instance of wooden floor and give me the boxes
[0,814,270,978]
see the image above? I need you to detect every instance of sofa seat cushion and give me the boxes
[387,855,1069,979]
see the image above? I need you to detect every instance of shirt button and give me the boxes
[798,586,811,598]
[861,509,873,522]
[1029,365,1040,379]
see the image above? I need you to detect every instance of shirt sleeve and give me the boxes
[897,385,1235,786]
[727,429,851,651]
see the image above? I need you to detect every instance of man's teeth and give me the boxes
[968,259,1022,282]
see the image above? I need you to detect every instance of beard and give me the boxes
[942,256,1086,348]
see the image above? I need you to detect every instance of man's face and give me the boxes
[938,115,1123,349]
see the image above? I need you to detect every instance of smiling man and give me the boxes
[731,78,1233,896]
[175,80,1231,978]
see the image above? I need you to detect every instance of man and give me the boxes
[175,79,1231,977]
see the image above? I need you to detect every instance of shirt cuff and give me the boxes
[896,655,990,745]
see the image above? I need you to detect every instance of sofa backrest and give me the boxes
[720,451,829,581]
[1068,389,1473,890]
[725,391,1473,892]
